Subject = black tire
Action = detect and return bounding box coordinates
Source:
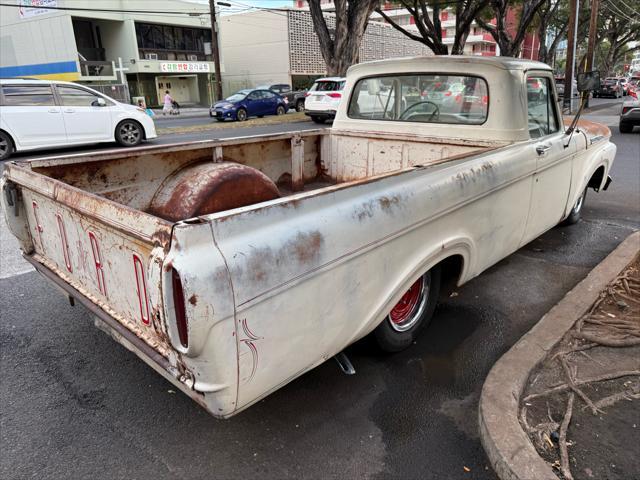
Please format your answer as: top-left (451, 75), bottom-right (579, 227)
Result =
top-left (373, 266), bottom-right (441, 353)
top-left (115, 120), bottom-right (143, 147)
top-left (0, 131), bottom-right (14, 161)
top-left (619, 122), bottom-right (633, 133)
top-left (311, 116), bottom-right (325, 124)
top-left (276, 105), bottom-right (286, 116)
top-left (295, 100), bottom-right (305, 112)
top-left (257, 115), bottom-right (265, 118)
top-left (236, 108), bottom-right (247, 122)
top-left (561, 188), bottom-right (587, 226)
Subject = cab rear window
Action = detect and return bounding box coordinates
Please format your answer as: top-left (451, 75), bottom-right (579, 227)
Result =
top-left (348, 74), bottom-right (489, 125)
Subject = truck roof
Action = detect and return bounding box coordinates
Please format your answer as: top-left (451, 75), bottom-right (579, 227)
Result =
top-left (348, 55), bottom-right (552, 75)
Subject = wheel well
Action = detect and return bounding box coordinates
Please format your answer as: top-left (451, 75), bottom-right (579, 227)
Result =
top-left (437, 254), bottom-right (464, 298)
top-left (115, 119), bottom-right (146, 140)
top-left (587, 166), bottom-right (605, 191)
top-left (0, 129), bottom-right (16, 150)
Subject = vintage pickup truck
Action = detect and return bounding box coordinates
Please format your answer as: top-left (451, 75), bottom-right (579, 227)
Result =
top-left (1, 57), bottom-right (616, 418)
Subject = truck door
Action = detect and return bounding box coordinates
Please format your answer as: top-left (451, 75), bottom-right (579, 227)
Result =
top-left (521, 73), bottom-right (575, 245)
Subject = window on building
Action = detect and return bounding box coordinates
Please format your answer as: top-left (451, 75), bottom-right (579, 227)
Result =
top-left (135, 22), bottom-right (212, 61)
top-left (1, 85), bottom-right (56, 106)
top-left (527, 76), bottom-right (559, 138)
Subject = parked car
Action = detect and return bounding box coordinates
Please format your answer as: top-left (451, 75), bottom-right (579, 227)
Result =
top-left (619, 95), bottom-right (640, 133)
top-left (527, 77), bottom-right (545, 101)
top-left (1, 57), bottom-right (615, 419)
top-left (595, 78), bottom-right (623, 98)
top-left (304, 77), bottom-right (346, 124)
top-left (0, 79), bottom-right (156, 161)
top-left (210, 88), bottom-right (288, 121)
top-left (554, 76), bottom-right (578, 97)
top-left (256, 83), bottom-right (306, 112)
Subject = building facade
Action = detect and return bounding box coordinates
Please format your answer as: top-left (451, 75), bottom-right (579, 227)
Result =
top-left (219, 9), bottom-right (432, 95)
top-left (0, 0), bottom-right (220, 106)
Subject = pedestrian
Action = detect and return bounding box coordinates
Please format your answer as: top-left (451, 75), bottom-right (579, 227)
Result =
top-left (163, 90), bottom-right (174, 115)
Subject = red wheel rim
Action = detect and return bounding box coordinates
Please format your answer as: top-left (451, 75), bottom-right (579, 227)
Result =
top-left (389, 277), bottom-right (424, 325)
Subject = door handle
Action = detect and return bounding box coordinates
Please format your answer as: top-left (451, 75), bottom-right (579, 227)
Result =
top-left (63, 109), bottom-right (75, 113)
top-left (536, 144), bottom-right (551, 155)
top-left (48, 109), bottom-right (58, 113)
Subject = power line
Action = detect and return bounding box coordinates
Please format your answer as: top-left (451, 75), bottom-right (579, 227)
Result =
top-left (0, 2), bottom-right (210, 16)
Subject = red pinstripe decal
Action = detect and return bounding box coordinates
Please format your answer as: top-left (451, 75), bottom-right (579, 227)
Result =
top-left (133, 254), bottom-right (150, 325)
top-left (55, 213), bottom-right (73, 273)
top-left (31, 201), bottom-right (44, 248)
top-left (88, 231), bottom-right (107, 297)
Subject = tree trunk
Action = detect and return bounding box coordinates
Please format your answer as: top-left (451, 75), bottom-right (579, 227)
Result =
top-left (309, 0), bottom-right (380, 77)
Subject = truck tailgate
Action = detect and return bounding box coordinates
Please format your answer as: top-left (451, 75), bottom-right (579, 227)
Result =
top-left (4, 164), bottom-right (174, 357)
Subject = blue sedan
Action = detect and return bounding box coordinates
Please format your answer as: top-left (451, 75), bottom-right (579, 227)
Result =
top-left (209, 89), bottom-right (288, 121)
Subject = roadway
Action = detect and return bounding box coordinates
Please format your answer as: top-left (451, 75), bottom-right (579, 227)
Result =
top-left (0, 97), bottom-right (638, 480)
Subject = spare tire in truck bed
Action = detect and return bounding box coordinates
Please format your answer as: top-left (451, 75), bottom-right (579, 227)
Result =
top-left (147, 162), bottom-right (281, 222)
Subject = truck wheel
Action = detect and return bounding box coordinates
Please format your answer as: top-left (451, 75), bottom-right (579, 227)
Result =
top-left (619, 122), bottom-right (633, 133)
top-left (0, 131), bottom-right (14, 161)
top-left (311, 116), bottom-right (325, 124)
top-left (236, 108), bottom-right (247, 121)
top-left (561, 188), bottom-right (587, 226)
top-left (296, 100), bottom-right (305, 112)
top-left (276, 105), bottom-right (286, 116)
top-left (373, 267), bottom-right (441, 353)
top-left (115, 120), bottom-right (143, 147)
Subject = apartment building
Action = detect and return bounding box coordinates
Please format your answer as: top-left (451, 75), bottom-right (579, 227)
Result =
top-left (0, 0), bottom-right (220, 106)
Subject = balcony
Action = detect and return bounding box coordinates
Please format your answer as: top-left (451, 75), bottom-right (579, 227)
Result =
top-left (78, 59), bottom-right (117, 81)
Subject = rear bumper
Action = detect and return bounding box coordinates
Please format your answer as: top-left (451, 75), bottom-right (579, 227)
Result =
top-left (305, 110), bottom-right (336, 119)
top-left (23, 253), bottom-right (208, 410)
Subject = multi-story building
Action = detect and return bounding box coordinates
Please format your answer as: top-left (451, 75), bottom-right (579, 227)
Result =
top-left (631, 51), bottom-right (640, 76)
top-left (219, 9), bottom-right (432, 95)
top-left (293, 0), bottom-right (539, 60)
top-left (0, 0), bottom-right (220, 106)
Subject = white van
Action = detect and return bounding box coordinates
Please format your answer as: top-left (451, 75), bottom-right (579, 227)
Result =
top-left (0, 79), bottom-right (157, 161)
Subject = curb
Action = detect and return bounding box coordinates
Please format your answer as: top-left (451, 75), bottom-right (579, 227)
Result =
top-left (478, 231), bottom-right (640, 480)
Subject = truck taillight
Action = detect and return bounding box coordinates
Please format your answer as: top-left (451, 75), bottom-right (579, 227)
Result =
top-left (622, 107), bottom-right (631, 114)
top-left (171, 268), bottom-right (189, 348)
top-left (327, 92), bottom-right (342, 98)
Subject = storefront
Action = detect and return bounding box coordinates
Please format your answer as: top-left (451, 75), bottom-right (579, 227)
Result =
top-left (127, 62), bottom-right (214, 107)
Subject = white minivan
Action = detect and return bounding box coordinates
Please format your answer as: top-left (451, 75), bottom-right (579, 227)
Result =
top-left (0, 79), bottom-right (157, 161)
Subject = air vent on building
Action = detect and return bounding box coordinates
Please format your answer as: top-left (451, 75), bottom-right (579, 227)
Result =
top-left (188, 55), bottom-right (198, 61)
top-left (145, 53), bottom-right (158, 60)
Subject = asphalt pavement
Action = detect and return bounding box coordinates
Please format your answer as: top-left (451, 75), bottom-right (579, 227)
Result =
top-left (0, 98), bottom-right (638, 480)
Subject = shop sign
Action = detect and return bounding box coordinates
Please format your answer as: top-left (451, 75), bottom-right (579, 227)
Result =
top-left (160, 63), bottom-right (210, 73)
top-left (19, 0), bottom-right (57, 18)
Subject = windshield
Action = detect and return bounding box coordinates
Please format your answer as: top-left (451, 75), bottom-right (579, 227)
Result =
top-left (225, 90), bottom-right (250, 102)
top-left (348, 74), bottom-right (489, 125)
top-left (309, 80), bottom-right (345, 92)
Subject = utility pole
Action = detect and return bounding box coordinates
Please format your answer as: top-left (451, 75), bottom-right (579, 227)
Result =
top-left (563, 0), bottom-right (580, 113)
top-left (584, 0), bottom-right (600, 108)
top-left (209, 0), bottom-right (225, 101)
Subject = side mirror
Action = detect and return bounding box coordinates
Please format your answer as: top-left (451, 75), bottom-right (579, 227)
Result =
top-left (92, 98), bottom-right (107, 107)
top-left (577, 71), bottom-right (600, 92)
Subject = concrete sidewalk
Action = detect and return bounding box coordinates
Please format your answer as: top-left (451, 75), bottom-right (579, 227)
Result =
top-left (151, 107), bottom-right (210, 120)
top-left (479, 231), bottom-right (640, 480)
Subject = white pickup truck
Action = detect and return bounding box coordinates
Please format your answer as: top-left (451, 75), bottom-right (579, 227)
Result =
top-left (1, 57), bottom-right (615, 418)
